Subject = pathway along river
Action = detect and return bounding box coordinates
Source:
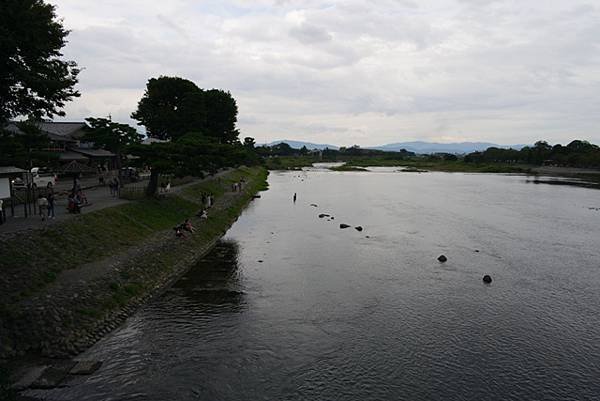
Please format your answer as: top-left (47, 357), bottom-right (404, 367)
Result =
top-left (29, 167), bottom-right (600, 401)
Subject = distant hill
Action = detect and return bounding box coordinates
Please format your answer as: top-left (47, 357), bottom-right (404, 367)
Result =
top-left (370, 141), bottom-right (527, 154)
top-left (266, 140), bottom-right (339, 150)
top-left (266, 139), bottom-right (526, 154)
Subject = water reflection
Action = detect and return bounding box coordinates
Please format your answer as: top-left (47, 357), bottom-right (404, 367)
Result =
top-left (525, 176), bottom-right (600, 189)
top-left (171, 240), bottom-right (246, 309)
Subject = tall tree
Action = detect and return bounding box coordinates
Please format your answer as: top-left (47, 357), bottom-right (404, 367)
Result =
top-left (0, 0), bottom-right (80, 122)
top-left (131, 76), bottom-right (204, 141)
top-left (83, 117), bottom-right (143, 172)
top-left (204, 89), bottom-right (239, 144)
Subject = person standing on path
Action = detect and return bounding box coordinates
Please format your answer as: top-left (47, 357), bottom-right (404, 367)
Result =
top-left (47, 191), bottom-right (55, 219)
top-left (38, 195), bottom-right (48, 221)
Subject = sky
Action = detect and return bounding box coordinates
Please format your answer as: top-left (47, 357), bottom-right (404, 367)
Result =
top-left (49, 0), bottom-right (600, 146)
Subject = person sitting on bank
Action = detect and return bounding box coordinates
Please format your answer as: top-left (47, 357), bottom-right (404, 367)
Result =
top-left (183, 218), bottom-right (195, 233)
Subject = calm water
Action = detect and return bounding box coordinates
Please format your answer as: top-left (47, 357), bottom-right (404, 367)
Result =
top-left (30, 169), bottom-right (600, 401)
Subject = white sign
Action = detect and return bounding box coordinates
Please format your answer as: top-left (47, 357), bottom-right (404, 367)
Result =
top-left (0, 178), bottom-right (10, 199)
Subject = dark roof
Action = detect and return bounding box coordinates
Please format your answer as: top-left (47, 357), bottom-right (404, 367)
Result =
top-left (71, 148), bottom-right (116, 157)
top-left (59, 152), bottom-right (89, 161)
top-left (0, 166), bottom-right (27, 175)
top-left (4, 121), bottom-right (87, 142)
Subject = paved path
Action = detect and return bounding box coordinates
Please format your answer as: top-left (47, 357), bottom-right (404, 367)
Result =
top-left (0, 169), bottom-right (232, 236)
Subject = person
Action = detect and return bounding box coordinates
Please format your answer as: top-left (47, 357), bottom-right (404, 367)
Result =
top-left (108, 179), bottom-right (115, 196)
top-left (293, 193), bottom-right (297, 203)
top-left (0, 199), bottom-right (4, 225)
top-left (38, 195), bottom-right (48, 221)
top-left (165, 181), bottom-right (171, 193)
top-left (174, 225), bottom-right (186, 239)
top-left (77, 189), bottom-right (88, 205)
top-left (113, 177), bottom-right (120, 197)
top-left (183, 218), bottom-right (195, 233)
top-left (68, 192), bottom-right (81, 214)
top-left (99, 175), bottom-right (105, 186)
top-left (47, 191), bottom-right (55, 219)
top-left (200, 209), bottom-right (208, 220)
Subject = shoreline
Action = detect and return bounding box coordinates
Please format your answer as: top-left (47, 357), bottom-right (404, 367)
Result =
top-left (1, 167), bottom-right (268, 394)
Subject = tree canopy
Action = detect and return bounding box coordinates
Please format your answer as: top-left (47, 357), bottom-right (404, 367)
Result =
top-left (0, 0), bottom-right (80, 123)
top-left (83, 117), bottom-right (143, 154)
top-left (131, 76), bottom-right (239, 144)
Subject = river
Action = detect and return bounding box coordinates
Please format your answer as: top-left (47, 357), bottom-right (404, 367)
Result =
top-left (29, 167), bottom-right (600, 400)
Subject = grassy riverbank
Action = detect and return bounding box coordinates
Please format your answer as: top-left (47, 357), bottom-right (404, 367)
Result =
top-left (0, 167), bottom-right (268, 364)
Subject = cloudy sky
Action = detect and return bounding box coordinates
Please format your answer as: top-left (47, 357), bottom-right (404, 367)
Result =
top-left (50, 0), bottom-right (600, 146)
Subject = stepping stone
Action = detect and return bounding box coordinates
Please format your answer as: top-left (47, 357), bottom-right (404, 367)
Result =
top-left (70, 360), bottom-right (103, 375)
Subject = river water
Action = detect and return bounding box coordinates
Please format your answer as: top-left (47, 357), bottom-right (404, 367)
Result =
top-left (30, 168), bottom-right (600, 401)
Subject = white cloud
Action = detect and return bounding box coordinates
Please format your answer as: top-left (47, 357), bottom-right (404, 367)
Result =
top-left (50, 0), bottom-right (600, 146)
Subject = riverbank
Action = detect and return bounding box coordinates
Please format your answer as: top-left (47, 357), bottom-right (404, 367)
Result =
top-left (0, 167), bottom-right (268, 381)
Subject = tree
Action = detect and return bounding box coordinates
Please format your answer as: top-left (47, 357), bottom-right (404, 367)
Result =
top-left (131, 76), bottom-right (203, 140)
top-left (243, 137), bottom-right (256, 148)
top-left (0, 0), bottom-right (80, 122)
top-left (204, 89), bottom-right (239, 144)
top-left (0, 121), bottom-right (49, 168)
top-left (83, 117), bottom-right (143, 172)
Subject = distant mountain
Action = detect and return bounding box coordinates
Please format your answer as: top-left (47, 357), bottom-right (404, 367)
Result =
top-left (266, 140), bottom-right (339, 150)
top-left (370, 141), bottom-right (527, 154)
top-left (266, 139), bottom-right (527, 154)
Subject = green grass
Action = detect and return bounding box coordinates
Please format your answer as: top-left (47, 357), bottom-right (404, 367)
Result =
top-left (344, 157), bottom-right (535, 173)
top-left (0, 167), bottom-right (267, 307)
top-left (329, 165), bottom-right (368, 171)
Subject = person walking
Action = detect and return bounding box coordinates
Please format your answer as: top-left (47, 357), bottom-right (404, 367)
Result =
top-left (113, 177), bottom-right (120, 197)
top-left (47, 191), bottom-right (55, 219)
top-left (38, 195), bottom-right (48, 221)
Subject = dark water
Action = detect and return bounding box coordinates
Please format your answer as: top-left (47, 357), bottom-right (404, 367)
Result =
top-left (30, 169), bottom-right (600, 401)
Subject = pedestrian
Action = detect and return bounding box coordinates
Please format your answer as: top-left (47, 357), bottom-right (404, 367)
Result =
top-left (108, 179), bottom-right (115, 196)
top-left (0, 199), bottom-right (4, 225)
top-left (113, 178), bottom-right (120, 197)
top-left (47, 191), bottom-right (55, 219)
top-left (293, 193), bottom-right (297, 203)
top-left (38, 195), bottom-right (48, 221)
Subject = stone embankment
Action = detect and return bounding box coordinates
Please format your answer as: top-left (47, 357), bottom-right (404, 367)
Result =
top-left (0, 167), bottom-right (268, 361)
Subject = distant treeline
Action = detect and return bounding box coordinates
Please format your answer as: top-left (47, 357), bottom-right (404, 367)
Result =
top-left (256, 143), bottom-right (415, 159)
top-left (465, 140), bottom-right (600, 168)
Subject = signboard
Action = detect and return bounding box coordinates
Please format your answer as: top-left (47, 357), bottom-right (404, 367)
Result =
top-left (0, 178), bottom-right (10, 199)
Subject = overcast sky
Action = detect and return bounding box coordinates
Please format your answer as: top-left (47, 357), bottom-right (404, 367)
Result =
top-left (50, 0), bottom-right (599, 146)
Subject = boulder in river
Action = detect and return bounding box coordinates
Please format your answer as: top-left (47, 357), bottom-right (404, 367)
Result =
top-left (355, 226), bottom-right (363, 232)
top-left (319, 214), bottom-right (330, 218)
top-left (310, 204), bottom-right (318, 207)
top-left (437, 255), bottom-right (448, 263)
top-left (483, 275), bottom-right (492, 284)
top-left (340, 224), bottom-right (351, 229)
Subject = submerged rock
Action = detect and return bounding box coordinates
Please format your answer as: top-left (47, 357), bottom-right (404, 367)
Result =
top-left (437, 255), bottom-right (447, 263)
top-left (318, 214), bottom-right (330, 218)
top-left (483, 275), bottom-right (492, 284)
top-left (355, 226), bottom-right (363, 232)
top-left (310, 204), bottom-right (318, 207)
top-left (339, 224), bottom-right (351, 229)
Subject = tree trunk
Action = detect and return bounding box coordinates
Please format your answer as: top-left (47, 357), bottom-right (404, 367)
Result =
top-left (146, 169), bottom-right (159, 197)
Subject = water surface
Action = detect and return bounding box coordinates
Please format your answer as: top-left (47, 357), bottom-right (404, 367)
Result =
top-left (30, 170), bottom-right (600, 401)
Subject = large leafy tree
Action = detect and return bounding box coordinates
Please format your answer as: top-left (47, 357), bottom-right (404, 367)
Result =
top-left (0, 121), bottom-right (49, 168)
top-left (83, 117), bottom-right (143, 172)
top-left (0, 0), bottom-right (80, 122)
top-left (131, 76), bottom-right (205, 141)
top-left (204, 89), bottom-right (239, 144)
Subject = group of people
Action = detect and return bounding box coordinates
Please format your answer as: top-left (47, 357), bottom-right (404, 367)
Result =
top-left (174, 193), bottom-right (213, 239)
top-left (231, 178), bottom-right (246, 193)
top-left (37, 191), bottom-right (56, 221)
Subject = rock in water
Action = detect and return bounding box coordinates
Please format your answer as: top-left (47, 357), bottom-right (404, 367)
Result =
top-left (483, 275), bottom-right (492, 284)
top-left (339, 224), bottom-right (351, 229)
top-left (310, 204), bottom-right (318, 207)
top-left (318, 214), bottom-right (330, 218)
top-left (437, 255), bottom-right (447, 262)
top-left (355, 226), bottom-right (363, 232)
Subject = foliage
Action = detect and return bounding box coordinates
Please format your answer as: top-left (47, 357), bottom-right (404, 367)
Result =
top-left (0, 0), bottom-right (79, 122)
top-left (0, 121), bottom-right (50, 168)
top-left (131, 77), bottom-right (239, 144)
top-left (84, 117), bottom-right (143, 154)
top-left (465, 140), bottom-right (600, 168)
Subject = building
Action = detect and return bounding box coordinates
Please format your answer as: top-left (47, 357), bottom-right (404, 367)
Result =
top-left (3, 121), bottom-right (117, 172)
